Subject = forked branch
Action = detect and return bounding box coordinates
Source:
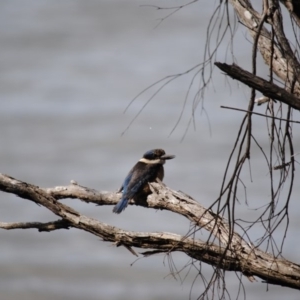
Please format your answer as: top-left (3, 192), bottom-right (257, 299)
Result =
top-left (0, 173), bottom-right (300, 289)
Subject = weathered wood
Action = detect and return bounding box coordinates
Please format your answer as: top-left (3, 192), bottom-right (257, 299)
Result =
top-left (215, 62), bottom-right (300, 110)
top-left (0, 173), bottom-right (300, 289)
top-left (229, 0), bottom-right (300, 97)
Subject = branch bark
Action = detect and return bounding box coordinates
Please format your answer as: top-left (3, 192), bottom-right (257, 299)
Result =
top-left (0, 173), bottom-right (300, 289)
top-left (215, 62), bottom-right (300, 110)
top-left (229, 0), bottom-right (300, 96)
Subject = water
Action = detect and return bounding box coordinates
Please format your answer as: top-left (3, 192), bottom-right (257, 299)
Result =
top-left (1, 1), bottom-right (300, 299)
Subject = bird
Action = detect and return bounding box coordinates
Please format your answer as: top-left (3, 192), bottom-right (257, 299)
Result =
top-left (112, 149), bottom-right (175, 214)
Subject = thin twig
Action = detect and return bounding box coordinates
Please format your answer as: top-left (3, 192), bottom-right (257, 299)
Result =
top-left (220, 105), bottom-right (300, 124)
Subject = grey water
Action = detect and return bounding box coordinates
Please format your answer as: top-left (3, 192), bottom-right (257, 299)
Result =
top-left (1, 1), bottom-right (300, 299)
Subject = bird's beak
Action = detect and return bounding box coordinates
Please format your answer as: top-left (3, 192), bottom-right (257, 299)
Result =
top-left (161, 154), bottom-right (175, 160)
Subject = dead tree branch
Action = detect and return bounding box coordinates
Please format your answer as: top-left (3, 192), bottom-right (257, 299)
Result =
top-left (229, 0), bottom-right (300, 97)
top-left (0, 173), bottom-right (300, 289)
top-left (0, 219), bottom-right (72, 232)
top-left (215, 62), bottom-right (300, 110)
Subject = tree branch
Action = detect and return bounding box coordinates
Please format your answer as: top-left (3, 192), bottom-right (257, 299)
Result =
top-left (0, 173), bottom-right (300, 289)
top-left (0, 219), bottom-right (72, 232)
top-left (215, 62), bottom-right (300, 110)
top-left (229, 0), bottom-right (300, 96)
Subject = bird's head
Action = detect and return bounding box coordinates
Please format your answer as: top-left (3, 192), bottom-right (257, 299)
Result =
top-left (139, 149), bottom-right (175, 165)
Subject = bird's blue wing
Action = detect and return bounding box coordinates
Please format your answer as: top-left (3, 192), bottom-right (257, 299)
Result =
top-left (121, 172), bottom-right (132, 195)
top-left (124, 165), bottom-right (158, 199)
top-left (112, 172), bottom-right (133, 214)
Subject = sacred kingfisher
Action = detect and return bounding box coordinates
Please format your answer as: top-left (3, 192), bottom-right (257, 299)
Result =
top-left (113, 149), bottom-right (175, 214)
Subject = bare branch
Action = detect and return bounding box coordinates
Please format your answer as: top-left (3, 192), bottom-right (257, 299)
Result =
top-left (220, 105), bottom-right (300, 124)
top-left (0, 219), bottom-right (71, 232)
top-left (1, 173), bottom-right (300, 289)
top-left (229, 0), bottom-right (300, 96)
top-left (215, 62), bottom-right (300, 110)
top-left (44, 180), bottom-right (120, 204)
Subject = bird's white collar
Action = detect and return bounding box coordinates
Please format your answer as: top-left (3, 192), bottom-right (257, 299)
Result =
top-left (139, 158), bottom-right (162, 164)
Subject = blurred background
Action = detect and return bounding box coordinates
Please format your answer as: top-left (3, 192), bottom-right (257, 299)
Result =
top-left (0, 1), bottom-right (299, 299)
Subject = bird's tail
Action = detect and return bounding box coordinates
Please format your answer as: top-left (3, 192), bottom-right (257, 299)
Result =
top-left (112, 198), bottom-right (129, 214)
